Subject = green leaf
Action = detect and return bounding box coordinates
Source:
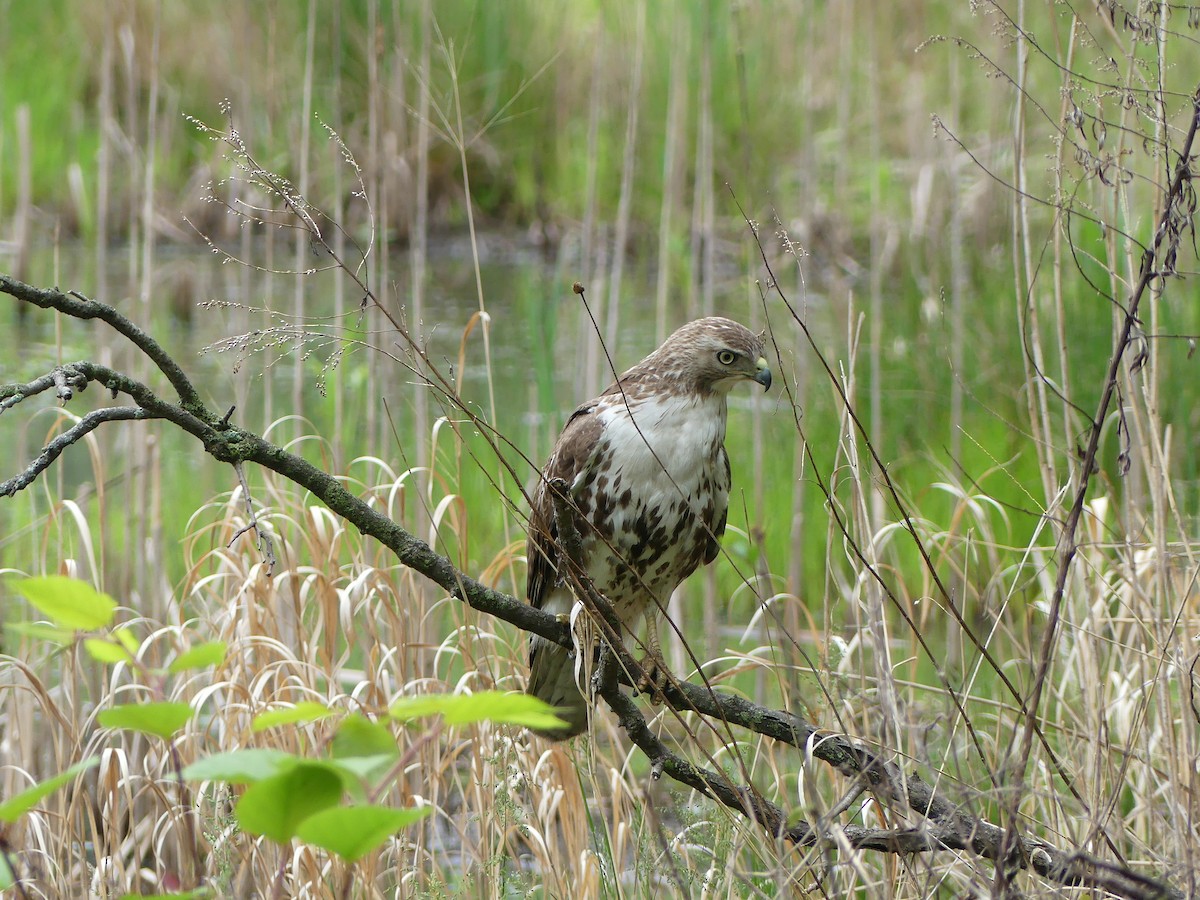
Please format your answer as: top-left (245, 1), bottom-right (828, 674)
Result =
top-left (4, 621), bottom-right (76, 644)
top-left (183, 749), bottom-right (298, 784)
top-left (84, 637), bottom-right (133, 664)
top-left (0, 853), bottom-right (11, 890)
top-left (235, 763), bottom-right (342, 843)
top-left (296, 804), bottom-right (430, 862)
top-left (119, 890), bottom-right (214, 900)
top-left (168, 641), bottom-right (227, 673)
top-left (252, 701), bottom-right (335, 732)
top-left (114, 627), bottom-right (141, 654)
top-left (328, 754), bottom-right (399, 793)
top-left (13, 576), bottom-right (117, 629)
top-left (326, 716), bottom-right (398, 791)
top-left (98, 702), bottom-right (193, 740)
top-left (0, 757), bottom-right (100, 822)
top-left (389, 691), bottom-right (567, 730)
top-left (331, 714), bottom-right (397, 760)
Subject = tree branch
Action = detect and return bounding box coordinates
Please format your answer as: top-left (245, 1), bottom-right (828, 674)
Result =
top-left (0, 405), bottom-right (149, 497)
top-left (0, 277), bottom-right (207, 413)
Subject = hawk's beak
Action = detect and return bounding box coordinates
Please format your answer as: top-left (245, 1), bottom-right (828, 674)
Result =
top-left (753, 357), bottom-right (772, 390)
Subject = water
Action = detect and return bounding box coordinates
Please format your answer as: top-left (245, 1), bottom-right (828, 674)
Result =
top-left (0, 233), bottom-right (792, 602)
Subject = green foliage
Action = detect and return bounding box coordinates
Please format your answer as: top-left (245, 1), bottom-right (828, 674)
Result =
top-left (4, 621), bottom-right (77, 644)
top-left (235, 763), bottom-right (344, 844)
top-left (388, 689), bottom-right (567, 730)
top-left (183, 749), bottom-right (297, 784)
top-left (0, 0), bottom-right (96, 222)
top-left (183, 694), bottom-right (559, 866)
top-left (83, 634), bottom-right (134, 664)
top-left (251, 701), bottom-right (337, 731)
top-left (331, 713), bottom-right (397, 758)
top-left (98, 701), bottom-right (195, 740)
top-left (13, 576), bottom-right (116, 629)
top-left (0, 757), bottom-right (101, 891)
top-left (4, 0), bottom-right (1199, 892)
top-left (6, 575), bottom-right (566, 888)
top-left (168, 641), bottom-right (228, 673)
top-left (0, 757), bottom-right (100, 823)
top-left (296, 805), bottom-right (432, 863)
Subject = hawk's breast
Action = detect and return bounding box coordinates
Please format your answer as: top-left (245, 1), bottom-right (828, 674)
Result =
top-left (570, 393), bottom-right (730, 619)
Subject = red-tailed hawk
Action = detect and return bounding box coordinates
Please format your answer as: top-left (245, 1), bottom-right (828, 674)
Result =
top-left (526, 317), bottom-right (772, 738)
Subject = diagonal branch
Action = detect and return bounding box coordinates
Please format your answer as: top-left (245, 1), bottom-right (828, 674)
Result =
top-left (602, 644), bottom-right (1182, 900)
top-left (1000, 86), bottom-right (1200, 868)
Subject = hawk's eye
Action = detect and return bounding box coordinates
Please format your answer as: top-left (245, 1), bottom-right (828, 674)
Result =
top-left (717, 350), bottom-right (737, 366)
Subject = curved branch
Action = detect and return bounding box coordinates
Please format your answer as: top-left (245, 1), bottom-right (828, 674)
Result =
top-left (0, 365), bottom-right (93, 412)
top-left (604, 650), bottom-right (1182, 900)
top-left (0, 276), bottom-right (209, 414)
top-left (0, 273), bottom-right (1182, 900)
top-left (0, 405), bottom-right (148, 497)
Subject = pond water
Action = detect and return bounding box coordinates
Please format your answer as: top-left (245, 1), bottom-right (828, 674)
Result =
top-left (0, 231), bottom-right (802, 604)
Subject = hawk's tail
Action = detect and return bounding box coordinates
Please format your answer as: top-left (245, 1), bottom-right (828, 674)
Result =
top-left (526, 634), bottom-right (588, 740)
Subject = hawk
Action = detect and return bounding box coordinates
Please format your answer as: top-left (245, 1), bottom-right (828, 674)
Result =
top-left (525, 317), bottom-right (771, 738)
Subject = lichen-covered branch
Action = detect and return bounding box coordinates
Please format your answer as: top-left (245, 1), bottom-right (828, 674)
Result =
top-left (0, 276), bottom-right (206, 413)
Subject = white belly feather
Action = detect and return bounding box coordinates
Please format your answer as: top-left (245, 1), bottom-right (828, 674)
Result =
top-left (568, 393), bottom-right (730, 624)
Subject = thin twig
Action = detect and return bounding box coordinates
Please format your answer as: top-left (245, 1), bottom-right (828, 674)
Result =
top-left (1000, 84), bottom-right (1200, 869)
top-left (229, 461), bottom-right (277, 575)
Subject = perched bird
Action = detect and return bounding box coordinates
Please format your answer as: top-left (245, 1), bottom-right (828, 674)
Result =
top-left (525, 317), bottom-right (771, 739)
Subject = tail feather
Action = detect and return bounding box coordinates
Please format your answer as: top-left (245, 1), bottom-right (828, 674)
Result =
top-left (526, 635), bottom-right (588, 740)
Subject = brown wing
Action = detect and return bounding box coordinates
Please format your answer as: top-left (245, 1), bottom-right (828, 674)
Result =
top-left (526, 403), bottom-right (603, 609)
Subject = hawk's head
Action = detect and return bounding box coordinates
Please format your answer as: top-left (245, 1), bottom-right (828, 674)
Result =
top-left (648, 317), bottom-right (772, 395)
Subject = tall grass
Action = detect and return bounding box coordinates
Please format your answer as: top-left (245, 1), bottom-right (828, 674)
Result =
top-left (2, 1), bottom-right (1200, 898)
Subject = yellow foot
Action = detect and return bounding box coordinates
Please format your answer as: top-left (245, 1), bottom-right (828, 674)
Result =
top-left (636, 615), bottom-right (672, 703)
top-left (635, 654), bottom-right (671, 705)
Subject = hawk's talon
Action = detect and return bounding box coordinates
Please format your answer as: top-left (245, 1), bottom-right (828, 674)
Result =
top-left (635, 616), bottom-right (672, 704)
top-left (635, 654), bottom-right (671, 705)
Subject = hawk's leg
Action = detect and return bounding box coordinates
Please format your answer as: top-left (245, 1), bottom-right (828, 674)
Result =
top-left (635, 614), bottom-right (671, 704)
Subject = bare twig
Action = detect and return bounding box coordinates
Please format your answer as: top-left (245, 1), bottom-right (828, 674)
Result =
top-left (1001, 87), bottom-right (1200, 867)
top-left (0, 365), bottom-right (88, 412)
top-left (229, 460), bottom-right (277, 575)
top-left (2, 279), bottom-right (205, 411)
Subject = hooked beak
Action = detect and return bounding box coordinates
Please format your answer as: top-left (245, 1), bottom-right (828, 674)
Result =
top-left (753, 357), bottom-right (772, 390)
